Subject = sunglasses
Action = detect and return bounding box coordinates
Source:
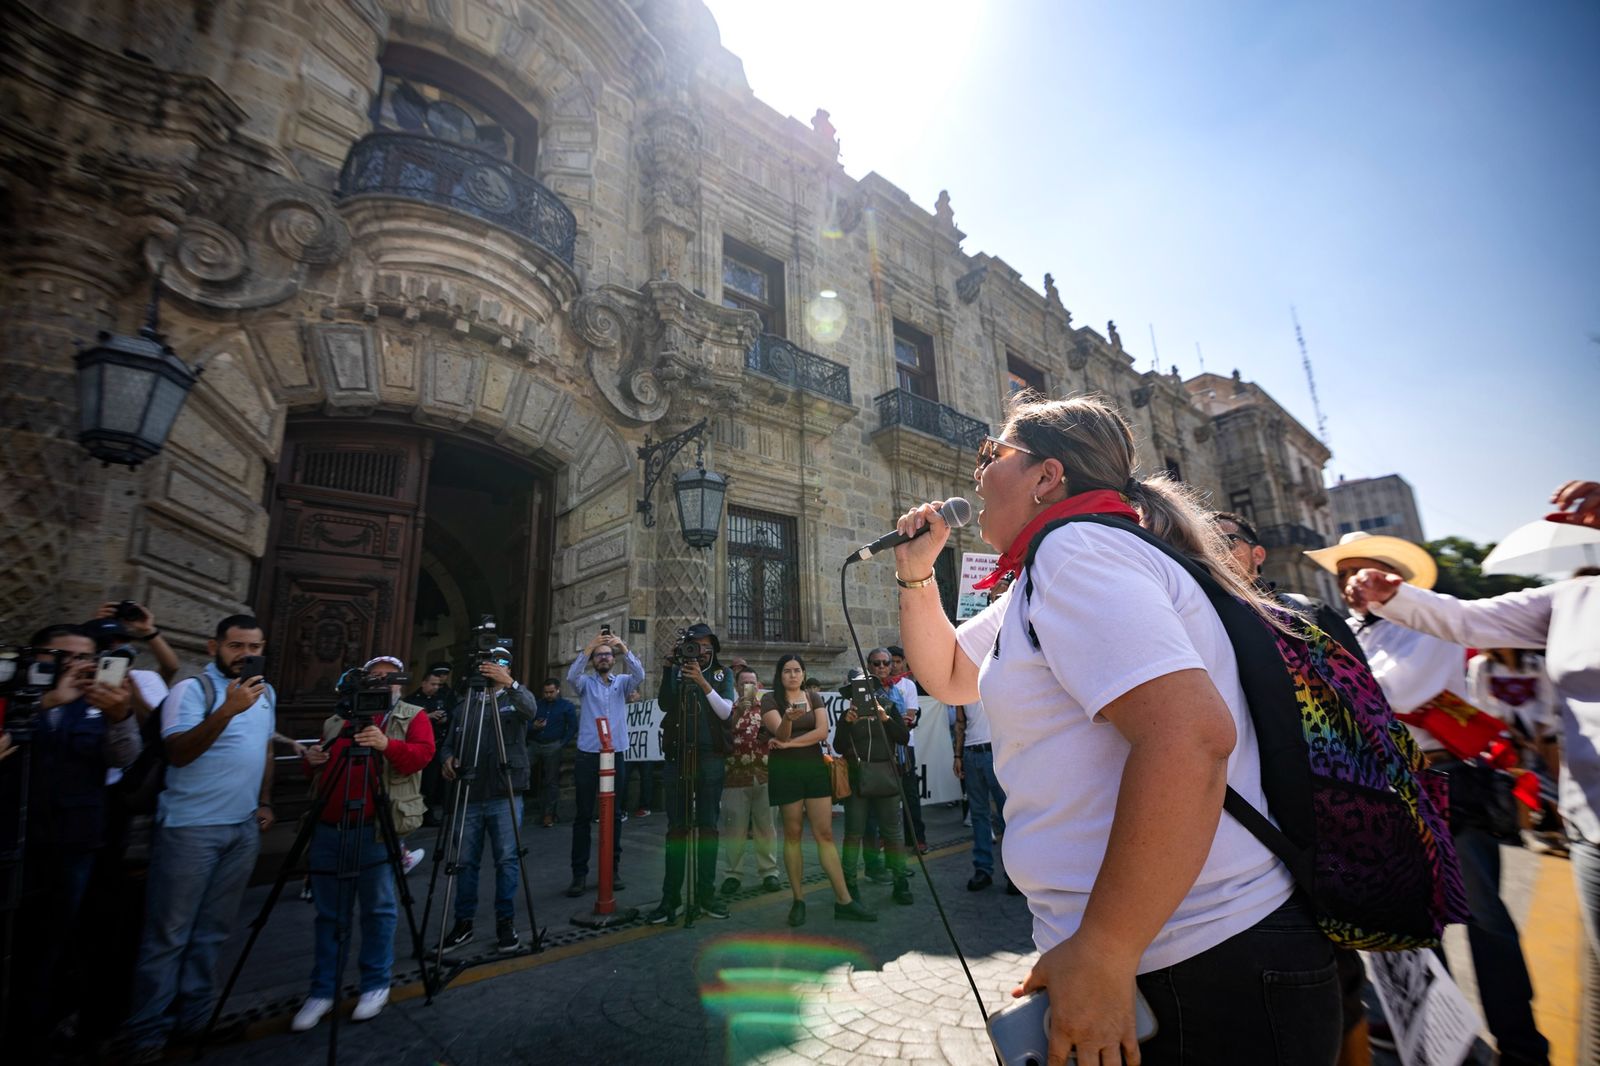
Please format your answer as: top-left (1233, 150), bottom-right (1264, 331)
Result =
top-left (976, 435), bottom-right (1038, 473)
top-left (1222, 532), bottom-right (1258, 548)
top-left (868, 659), bottom-right (891, 667)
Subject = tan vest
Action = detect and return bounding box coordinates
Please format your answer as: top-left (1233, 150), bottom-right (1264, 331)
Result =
top-left (317, 699), bottom-right (429, 835)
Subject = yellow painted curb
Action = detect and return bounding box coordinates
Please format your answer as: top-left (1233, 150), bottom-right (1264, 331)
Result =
top-left (1524, 850), bottom-right (1581, 1066)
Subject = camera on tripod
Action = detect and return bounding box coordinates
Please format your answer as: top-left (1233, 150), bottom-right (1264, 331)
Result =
top-left (334, 666), bottom-right (407, 727)
top-left (0, 645), bottom-right (61, 742)
top-left (465, 616), bottom-right (512, 688)
top-left (844, 673), bottom-right (888, 718)
top-left (667, 628), bottom-right (704, 666)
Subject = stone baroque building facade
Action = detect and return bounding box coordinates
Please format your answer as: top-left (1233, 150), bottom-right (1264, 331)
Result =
top-left (3, 0), bottom-right (1308, 746)
top-left (1185, 371), bottom-right (1336, 601)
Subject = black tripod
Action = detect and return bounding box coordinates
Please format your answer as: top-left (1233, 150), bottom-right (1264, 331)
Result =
top-left (667, 661), bottom-right (705, 929)
top-left (198, 718), bottom-right (431, 1065)
top-left (418, 679), bottom-right (543, 990)
top-left (0, 726), bottom-right (33, 1043)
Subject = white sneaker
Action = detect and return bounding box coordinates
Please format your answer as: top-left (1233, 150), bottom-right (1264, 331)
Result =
top-left (351, 988), bottom-right (389, 1022)
top-left (402, 848), bottom-right (425, 875)
top-left (291, 997), bottom-right (333, 1032)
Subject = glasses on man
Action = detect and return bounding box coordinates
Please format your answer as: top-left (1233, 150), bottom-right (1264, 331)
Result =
top-left (976, 435), bottom-right (1038, 473)
top-left (867, 658), bottom-right (891, 668)
top-left (1221, 532), bottom-right (1257, 548)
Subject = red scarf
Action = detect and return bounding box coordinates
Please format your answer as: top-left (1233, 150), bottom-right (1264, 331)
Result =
top-left (973, 489), bottom-right (1139, 590)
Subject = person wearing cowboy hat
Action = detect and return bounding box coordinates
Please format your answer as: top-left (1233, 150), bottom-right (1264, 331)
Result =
top-left (1309, 531), bottom-right (1551, 1066)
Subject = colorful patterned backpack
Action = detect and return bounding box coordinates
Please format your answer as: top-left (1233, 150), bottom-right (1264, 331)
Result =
top-left (1021, 515), bottom-right (1468, 950)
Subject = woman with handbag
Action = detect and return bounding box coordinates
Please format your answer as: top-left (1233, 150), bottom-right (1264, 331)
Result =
top-left (762, 654), bottom-right (875, 927)
top-left (835, 660), bottom-right (914, 907)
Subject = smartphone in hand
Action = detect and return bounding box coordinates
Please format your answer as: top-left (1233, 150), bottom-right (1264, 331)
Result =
top-left (235, 655), bottom-right (267, 683)
top-left (95, 655), bottom-right (131, 688)
top-left (987, 988), bottom-right (1158, 1066)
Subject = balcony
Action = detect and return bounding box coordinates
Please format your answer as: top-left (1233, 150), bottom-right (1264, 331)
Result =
top-left (874, 388), bottom-right (989, 451)
top-left (338, 132), bottom-right (576, 265)
top-left (1258, 523), bottom-right (1327, 551)
top-left (745, 333), bottom-right (852, 405)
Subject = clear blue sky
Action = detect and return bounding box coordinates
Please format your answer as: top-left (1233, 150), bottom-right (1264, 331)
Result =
top-left (703, 0), bottom-right (1599, 544)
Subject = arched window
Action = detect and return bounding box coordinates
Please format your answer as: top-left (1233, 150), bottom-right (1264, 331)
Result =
top-left (370, 44), bottom-right (539, 171)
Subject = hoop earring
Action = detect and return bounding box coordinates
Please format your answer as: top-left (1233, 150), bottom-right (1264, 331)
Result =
top-left (1032, 494), bottom-right (1042, 505)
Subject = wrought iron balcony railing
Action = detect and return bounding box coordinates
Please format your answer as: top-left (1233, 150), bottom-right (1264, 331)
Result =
top-left (874, 388), bottom-right (989, 451)
top-left (338, 132), bottom-right (577, 265)
top-left (745, 333), bottom-right (852, 404)
top-left (1258, 523), bottom-right (1327, 550)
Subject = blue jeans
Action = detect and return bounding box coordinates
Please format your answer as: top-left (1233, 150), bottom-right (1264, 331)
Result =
top-left (125, 820), bottom-right (260, 1048)
top-left (308, 822), bottom-right (397, 998)
top-left (1455, 826), bottom-right (1549, 1064)
top-left (1570, 837), bottom-right (1600, 1064)
top-left (963, 746), bottom-right (1007, 875)
top-left (455, 796), bottom-right (522, 923)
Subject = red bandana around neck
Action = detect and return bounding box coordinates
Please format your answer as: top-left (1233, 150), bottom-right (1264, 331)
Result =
top-left (972, 489), bottom-right (1139, 591)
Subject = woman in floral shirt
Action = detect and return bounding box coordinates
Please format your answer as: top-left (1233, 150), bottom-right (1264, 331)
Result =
top-left (718, 668), bottom-right (782, 895)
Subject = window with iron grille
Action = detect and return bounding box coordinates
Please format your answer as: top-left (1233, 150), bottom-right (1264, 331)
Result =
top-left (727, 507), bottom-right (801, 642)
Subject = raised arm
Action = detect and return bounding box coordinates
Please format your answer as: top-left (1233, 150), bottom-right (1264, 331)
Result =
top-left (891, 502), bottom-right (981, 704)
top-left (1365, 580), bottom-right (1558, 652)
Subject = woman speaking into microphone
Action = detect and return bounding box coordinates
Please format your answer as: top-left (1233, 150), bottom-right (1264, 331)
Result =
top-left (892, 396), bottom-right (1338, 1066)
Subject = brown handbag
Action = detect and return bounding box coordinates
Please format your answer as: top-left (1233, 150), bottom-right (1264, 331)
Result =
top-left (824, 744), bottom-right (851, 801)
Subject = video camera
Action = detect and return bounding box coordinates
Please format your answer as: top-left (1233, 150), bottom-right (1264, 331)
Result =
top-left (0, 645), bottom-right (61, 743)
top-left (334, 666), bottom-right (408, 726)
top-left (465, 616), bottom-right (512, 688)
top-left (667, 627), bottom-right (704, 667)
top-left (844, 672), bottom-right (890, 719)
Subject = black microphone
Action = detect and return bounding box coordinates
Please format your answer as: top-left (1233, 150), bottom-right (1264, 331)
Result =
top-left (847, 497), bottom-right (972, 564)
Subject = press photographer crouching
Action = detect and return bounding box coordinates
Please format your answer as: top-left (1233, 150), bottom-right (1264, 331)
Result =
top-left (1, 625), bottom-right (139, 1055)
top-left (647, 623), bottom-right (735, 925)
top-left (292, 656), bottom-right (435, 1031)
top-left (836, 669), bottom-right (914, 907)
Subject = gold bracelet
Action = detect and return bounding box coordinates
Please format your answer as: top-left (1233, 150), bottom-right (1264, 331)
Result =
top-left (895, 571), bottom-right (936, 589)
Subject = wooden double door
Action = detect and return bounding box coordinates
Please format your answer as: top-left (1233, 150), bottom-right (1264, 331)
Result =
top-left (256, 420), bottom-right (550, 751)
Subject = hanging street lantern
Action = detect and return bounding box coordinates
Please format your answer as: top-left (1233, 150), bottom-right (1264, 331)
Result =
top-left (74, 273), bottom-right (202, 468)
top-left (672, 459), bottom-right (728, 549)
top-left (637, 418), bottom-right (729, 547)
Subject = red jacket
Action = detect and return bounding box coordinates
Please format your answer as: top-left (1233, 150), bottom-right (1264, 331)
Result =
top-left (306, 710), bottom-right (435, 825)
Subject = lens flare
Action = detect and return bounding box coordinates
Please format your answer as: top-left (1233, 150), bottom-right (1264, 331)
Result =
top-left (698, 933), bottom-right (875, 1055)
top-left (805, 289), bottom-right (847, 344)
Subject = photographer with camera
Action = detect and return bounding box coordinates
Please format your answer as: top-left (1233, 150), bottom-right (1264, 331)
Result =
top-left (564, 630), bottom-right (644, 897)
top-left (837, 665), bottom-right (914, 908)
top-left (646, 623), bottom-right (736, 925)
top-left (1, 624), bottom-right (139, 1055)
top-left (122, 615), bottom-right (275, 1062)
top-left (438, 648), bottom-right (538, 953)
top-left (290, 656), bottom-right (434, 1031)
top-left (93, 600), bottom-right (181, 688)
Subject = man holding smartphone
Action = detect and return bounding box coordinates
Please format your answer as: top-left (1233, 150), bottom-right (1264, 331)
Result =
top-left (2, 624), bottom-right (138, 1056)
top-left (124, 615), bottom-right (277, 1064)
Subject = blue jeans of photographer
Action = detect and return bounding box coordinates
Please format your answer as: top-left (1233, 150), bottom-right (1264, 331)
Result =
top-left (308, 822), bottom-right (396, 998)
top-left (454, 796), bottom-right (522, 923)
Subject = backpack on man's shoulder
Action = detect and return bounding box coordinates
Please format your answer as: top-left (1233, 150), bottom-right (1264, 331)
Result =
top-left (1019, 513), bottom-right (1469, 951)
top-left (113, 673), bottom-right (217, 815)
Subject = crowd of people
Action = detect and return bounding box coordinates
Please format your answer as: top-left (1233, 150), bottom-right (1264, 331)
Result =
top-left (2, 392), bottom-right (1595, 1065)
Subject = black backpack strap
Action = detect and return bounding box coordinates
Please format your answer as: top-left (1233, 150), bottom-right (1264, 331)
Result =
top-left (1020, 512), bottom-right (1317, 892)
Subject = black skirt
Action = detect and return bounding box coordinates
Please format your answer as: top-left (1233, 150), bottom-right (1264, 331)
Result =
top-left (767, 747), bottom-right (831, 805)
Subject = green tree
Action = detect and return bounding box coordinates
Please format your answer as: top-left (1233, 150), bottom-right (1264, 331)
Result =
top-left (1426, 536), bottom-right (1545, 600)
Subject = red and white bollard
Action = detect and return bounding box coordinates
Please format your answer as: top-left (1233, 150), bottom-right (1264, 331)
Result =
top-left (572, 716), bottom-right (637, 928)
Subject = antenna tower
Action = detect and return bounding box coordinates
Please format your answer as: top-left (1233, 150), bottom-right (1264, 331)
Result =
top-left (1291, 305), bottom-right (1328, 445)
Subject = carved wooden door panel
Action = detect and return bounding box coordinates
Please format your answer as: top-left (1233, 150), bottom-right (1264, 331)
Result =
top-left (257, 423), bottom-right (432, 742)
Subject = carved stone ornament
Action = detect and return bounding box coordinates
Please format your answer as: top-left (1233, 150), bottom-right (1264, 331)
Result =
top-left (1131, 384), bottom-right (1154, 409)
top-left (1193, 424), bottom-right (1214, 444)
top-left (150, 180), bottom-right (349, 310)
top-left (1067, 336), bottom-right (1090, 371)
top-left (955, 264), bottom-right (987, 304)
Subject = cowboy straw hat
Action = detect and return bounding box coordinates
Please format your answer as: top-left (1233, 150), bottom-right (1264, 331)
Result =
top-left (1305, 531), bottom-right (1439, 590)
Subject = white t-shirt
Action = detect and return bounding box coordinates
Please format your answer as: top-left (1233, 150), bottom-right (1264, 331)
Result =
top-left (954, 523), bottom-right (1293, 972)
top-left (894, 677), bottom-right (920, 747)
top-left (961, 698), bottom-right (993, 747)
top-left (1351, 616), bottom-right (1467, 753)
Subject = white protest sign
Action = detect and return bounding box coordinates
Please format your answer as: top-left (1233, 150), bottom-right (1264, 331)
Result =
top-left (614, 692), bottom-right (962, 804)
top-left (957, 551), bottom-right (1001, 620)
top-left (1365, 948), bottom-right (1479, 1066)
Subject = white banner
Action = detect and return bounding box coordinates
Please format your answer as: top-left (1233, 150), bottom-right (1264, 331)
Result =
top-left (957, 551), bottom-right (1002, 620)
top-left (1365, 949), bottom-right (1479, 1066)
top-left (616, 693), bottom-right (963, 805)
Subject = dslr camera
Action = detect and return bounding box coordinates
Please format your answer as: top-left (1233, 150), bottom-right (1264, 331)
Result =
top-left (0, 645), bottom-right (59, 743)
top-left (465, 616), bottom-right (512, 687)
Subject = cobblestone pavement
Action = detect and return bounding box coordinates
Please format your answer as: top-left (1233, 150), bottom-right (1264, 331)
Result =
top-left (176, 800), bottom-right (1573, 1065)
